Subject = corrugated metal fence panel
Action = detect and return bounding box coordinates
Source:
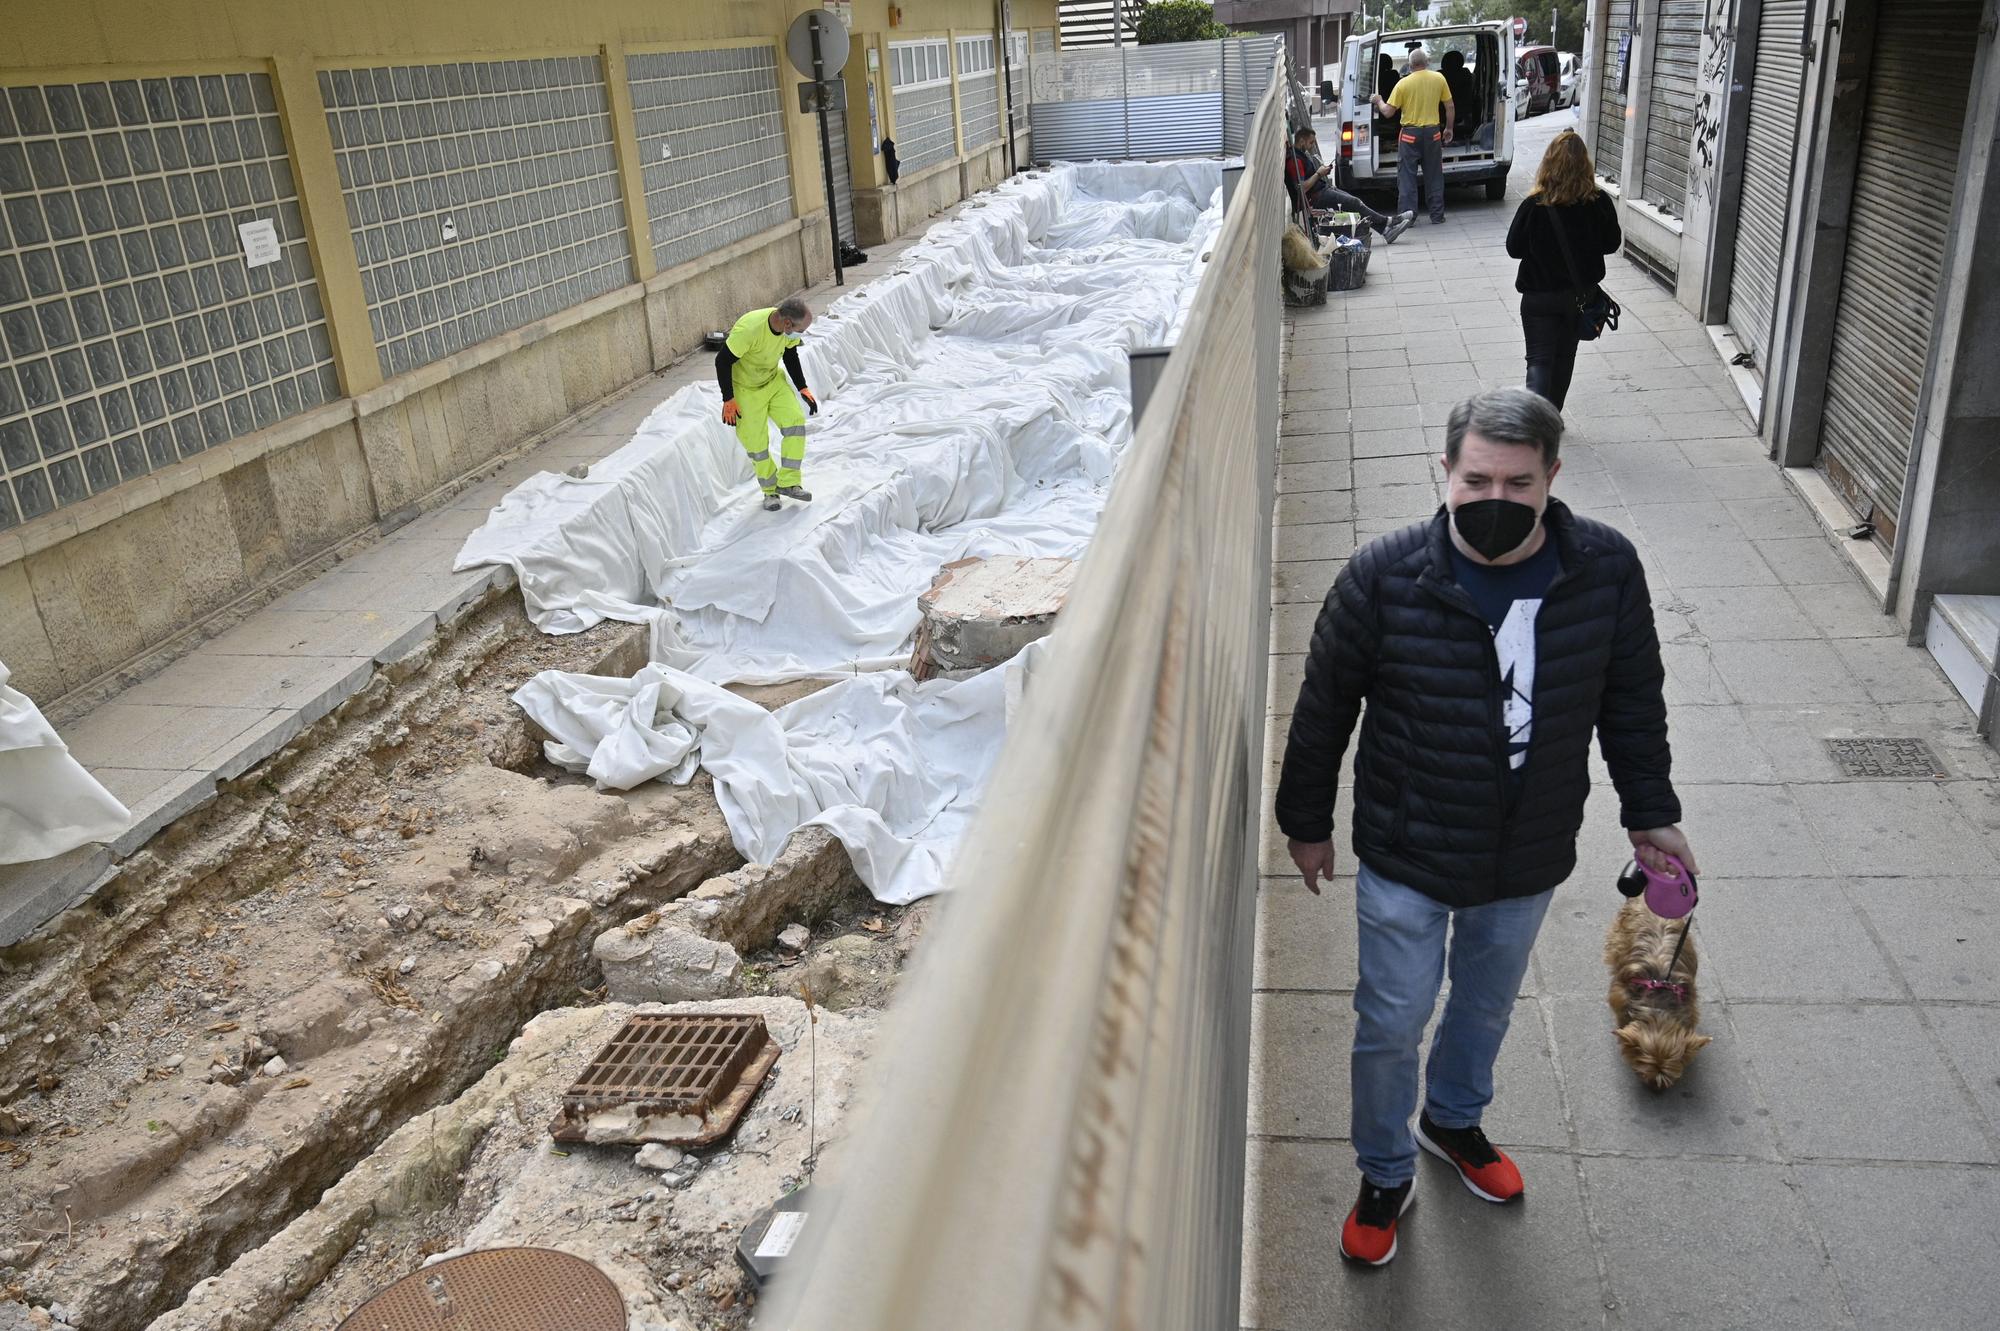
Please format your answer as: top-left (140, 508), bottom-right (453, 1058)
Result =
top-left (892, 81), bottom-right (957, 173)
top-left (1596, 0), bottom-right (1634, 180)
top-left (1815, 0), bottom-right (1979, 533)
top-left (963, 72), bottom-right (1002, 147)
top-left (1029, 37), bottom-right (1278, 162)
top-left (1723, 0), bottom-right (1809, 378)
top-left (1640, 0), bottom-right (1704, 215)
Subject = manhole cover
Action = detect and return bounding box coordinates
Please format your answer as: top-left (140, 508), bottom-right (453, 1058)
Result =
top-left (336, 1247), bottom-right (625, 1331)
top-left (549, 1012), bottom-right (779, 1147)
top-left (1824, 737), bottom-right (1949, 779)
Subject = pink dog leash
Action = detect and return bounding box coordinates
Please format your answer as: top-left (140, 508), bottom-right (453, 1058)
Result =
top-left (1617, 852), bottom-right (1698, 1001)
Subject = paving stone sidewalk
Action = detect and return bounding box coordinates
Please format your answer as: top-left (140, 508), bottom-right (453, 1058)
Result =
top-left (1245, 112), bottom-right (2000, 1331)
top-left (0, 224), bottom-right (937, 945)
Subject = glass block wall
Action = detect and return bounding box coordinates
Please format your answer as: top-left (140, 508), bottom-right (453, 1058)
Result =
top-left (958, 37), bottom-right (1001, 148)
top-left (321, 57), bottom-right (631, 380)
top-left (889, 40), bottom-right (959, 174)
top-left (626, 45), bottom-right (794, 272)
top-left (0, 74), bottom-right (334, 529)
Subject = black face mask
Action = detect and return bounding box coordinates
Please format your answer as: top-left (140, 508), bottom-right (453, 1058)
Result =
top-left (1452, 498), bottom-right (1541, 561)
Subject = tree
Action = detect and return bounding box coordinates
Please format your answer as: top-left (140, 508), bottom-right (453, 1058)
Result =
top-left (1359, 0), bottom-right (1587, 48)
top-left (1135, 1), bottom-right (1236, 44)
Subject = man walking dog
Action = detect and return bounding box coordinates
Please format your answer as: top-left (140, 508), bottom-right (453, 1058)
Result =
top-left (1274, 388), bottom-right (1698, 1266)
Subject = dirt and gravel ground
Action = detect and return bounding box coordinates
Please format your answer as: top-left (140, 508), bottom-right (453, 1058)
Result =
top-left (0, 593), bottom-right (927, 1331)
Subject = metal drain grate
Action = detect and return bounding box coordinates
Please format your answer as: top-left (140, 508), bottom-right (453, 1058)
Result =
top-left (336, 1247), bottom-right (626, 1331)
top-left (1824, 737), bottom-right (1949, 779)
top-left (549, 1013), bottom-right (779, 1146)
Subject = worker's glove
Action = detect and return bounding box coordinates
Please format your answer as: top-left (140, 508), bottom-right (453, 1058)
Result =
top-left (800, 388), bottom-right (818, 416)
top-left (721, 399), bottom-right (740, 426)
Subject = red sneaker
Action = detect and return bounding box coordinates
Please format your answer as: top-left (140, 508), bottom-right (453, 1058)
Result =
top-left (1416, 1113), bottom-right (1524, 1203)
top-left (1338, 1177), bottom-right (1415, 1266)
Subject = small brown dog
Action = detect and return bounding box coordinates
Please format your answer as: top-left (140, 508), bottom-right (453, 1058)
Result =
top-left (1604, 897), bottom-right (1711, 1090)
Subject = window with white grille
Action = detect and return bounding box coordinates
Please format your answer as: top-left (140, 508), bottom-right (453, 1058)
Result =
top-left (323, 56), bottom-right (632, 381)
top-left (0, 72), bottom-right (335, 527)
top-left (890, 39), bottom-right (952, 91)
top-left (626, 45), bottom-right (793, 273)
top-left (956, 36), bottom-right (997, 78)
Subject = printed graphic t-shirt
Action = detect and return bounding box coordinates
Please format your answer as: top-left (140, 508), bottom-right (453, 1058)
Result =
top-left (725, 307), bottom-right (801, 390)
top-left (1450, 536), bottom-right (1560, 789)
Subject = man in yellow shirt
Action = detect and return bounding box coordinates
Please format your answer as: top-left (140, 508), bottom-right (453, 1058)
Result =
top-left (716, 297), bottom-right (820, 512)
top-left (1371, 47), bottom-right (1455, 226)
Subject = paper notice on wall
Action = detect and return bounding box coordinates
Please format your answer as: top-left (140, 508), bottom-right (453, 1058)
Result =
top-left (821, 0), bottom-right (852, 29)
top-left (238, 219), bottom-right (281, 268)
top-left (755, 1210), bottom-right (808, 1258)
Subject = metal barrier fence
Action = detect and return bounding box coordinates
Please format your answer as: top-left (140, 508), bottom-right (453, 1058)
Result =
top-left (767, 49), bottom-right (1286, 1331)
top-left (1029, 35), bottom-right (1282, 161)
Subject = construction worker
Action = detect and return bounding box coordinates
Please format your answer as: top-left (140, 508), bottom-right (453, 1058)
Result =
top-left (716, 296), bottom-right (820, 511)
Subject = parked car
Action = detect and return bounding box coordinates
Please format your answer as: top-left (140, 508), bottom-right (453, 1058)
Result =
top-left (1333, 22), bottom-right (1517, 202)
top-left (1516, 44), bottom-right (1560, 117)
top-left (1556, 51), bottom-right (1581, 109)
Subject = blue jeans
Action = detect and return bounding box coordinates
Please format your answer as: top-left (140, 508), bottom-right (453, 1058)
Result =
top-left (1351, 861), bottom-right (1553, 1188)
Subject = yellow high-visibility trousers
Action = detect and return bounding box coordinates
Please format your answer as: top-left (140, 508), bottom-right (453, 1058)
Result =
top-left (733, 374), bottom-right (808, 494)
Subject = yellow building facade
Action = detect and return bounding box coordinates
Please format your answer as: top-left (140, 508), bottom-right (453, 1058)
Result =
top-left (0, 0), bottom-right (1057, 704)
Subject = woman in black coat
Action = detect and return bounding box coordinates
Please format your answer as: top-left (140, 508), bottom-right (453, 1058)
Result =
top-left (1504, 130), bottom-right (1621, 409)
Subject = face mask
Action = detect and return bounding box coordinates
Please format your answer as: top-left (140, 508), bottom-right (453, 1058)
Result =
top-left (1452, 498), bottom-right (1541, 560)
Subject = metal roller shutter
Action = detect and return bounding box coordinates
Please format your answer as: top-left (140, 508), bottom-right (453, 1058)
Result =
top-left (1723, 0), bottom-right (1810, 382)
top-left (1595, 0), bottom-right (1635, 181)
top-left (826, 109), bottom-right (856, 247)
top-left (1815, 0), bottom-right (1979, 540)
top-left (1640, 0), bottom-right (1705, 215)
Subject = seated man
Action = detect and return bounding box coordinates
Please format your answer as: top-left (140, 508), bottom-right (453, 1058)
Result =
top-left (1441, 49), bottom-right (1479, 140)
top-left (1287, 127), bottom-right (1414, 244)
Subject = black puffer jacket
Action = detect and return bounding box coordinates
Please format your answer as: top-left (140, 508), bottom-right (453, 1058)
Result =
top-left (1275, 500), bottom-right (1679, 907)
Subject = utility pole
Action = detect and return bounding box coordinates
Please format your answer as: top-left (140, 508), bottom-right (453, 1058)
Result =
top-left (1552, 6), bottom-right (1559, 45)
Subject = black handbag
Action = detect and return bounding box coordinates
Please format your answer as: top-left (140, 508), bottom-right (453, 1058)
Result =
top-left (1548, 205), bottom-right (1620, 341)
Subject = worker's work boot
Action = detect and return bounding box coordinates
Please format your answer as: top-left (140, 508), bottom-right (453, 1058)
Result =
top-left (777, 485), bottom-right (812, 502)
top-left (762, 493), bottom-right (782, 512)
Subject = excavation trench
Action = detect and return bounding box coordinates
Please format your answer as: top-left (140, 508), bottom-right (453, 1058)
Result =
top-left (0, 593), bottom-right (885, 1331)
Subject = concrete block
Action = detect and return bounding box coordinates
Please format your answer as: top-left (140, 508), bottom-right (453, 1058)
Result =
top-left (909, 556), bottom-right (1072, 680)
top-left (210, 707), bottom-right (314, 782)
top-left (1798, 1165), bottom-right (2000, 1330)
top-left (1732, 1003), bottom-right (1994, 1163)
top-left (103, 767), bottom-right (220, 856)
top-left (1794, 783), bottom-right (2000, 878)
top-left (202, 609), bottom-right (434, 666)
top-left (1277, 460), bottom-right (1350, 495)
top-left (1270, 560), bottom-right (1341, 606)
top-left (1548, 995), bottom-right (1782, 1160)
top-left (0, 560), bottom-right (61, 704)
top-left (1850, 877), bottom-right (2000, 999)
top-left (1242, 1137), bottom-right (1603, 1331)
top-left (59, 702), bottom-right (275, 773)
top-left (119, 652), bottom-right (374, 730)
top-left (1247, 990), bottom-right (1354, 1139)
top-left (1586, 1158), bottom-right (1846, 1328)
top-left (0, 846), bottom-right (112, 947)
top-left (1253, 875), bottom-right (1358, 993)
top-left (1275, 521), bottom-right (1357, 564)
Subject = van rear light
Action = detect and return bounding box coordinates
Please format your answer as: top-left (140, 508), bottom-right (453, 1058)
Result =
top-left (1340, 121), bottom-right (1354, 158)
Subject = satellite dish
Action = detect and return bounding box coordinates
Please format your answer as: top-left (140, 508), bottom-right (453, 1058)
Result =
top-left (786, 10), bottom-right (851, 79)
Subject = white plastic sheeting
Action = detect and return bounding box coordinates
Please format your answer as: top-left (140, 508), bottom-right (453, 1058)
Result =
top-left (0, 661), bottom-right (130, 865)
top-left (460, 162), bottom-right (1221, 901)
top-left (514, 645), bottom-right (1038, 906)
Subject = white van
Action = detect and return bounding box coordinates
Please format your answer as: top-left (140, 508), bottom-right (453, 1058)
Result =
top-left (1332, 22), bottom-right (1516, 202)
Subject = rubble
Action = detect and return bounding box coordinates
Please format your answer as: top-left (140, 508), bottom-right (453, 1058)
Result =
top-left (143, 999), bottom-right (880, 1331)
top-left (594, 924), bottom-right (743, 1004)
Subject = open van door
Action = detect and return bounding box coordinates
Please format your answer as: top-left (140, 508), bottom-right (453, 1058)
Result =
top-left (1340, 23), bottom-right (1516, 199)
